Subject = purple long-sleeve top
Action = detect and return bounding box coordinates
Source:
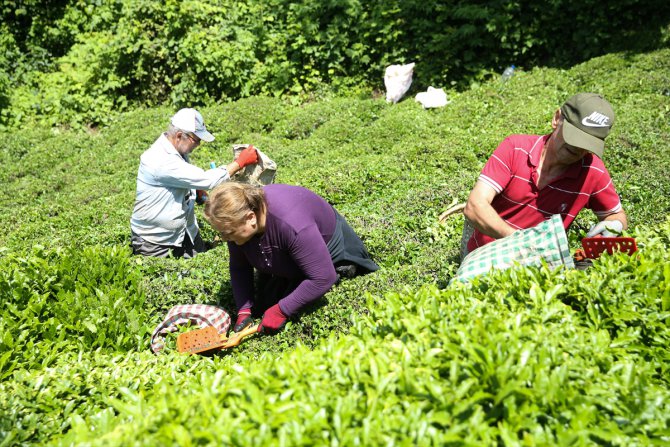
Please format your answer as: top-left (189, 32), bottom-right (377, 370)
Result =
top-left (228, 184), bottom-right (338, 316)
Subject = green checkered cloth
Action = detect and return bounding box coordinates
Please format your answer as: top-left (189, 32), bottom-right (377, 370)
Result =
top-left (452, 214), bottom-right (574, 284)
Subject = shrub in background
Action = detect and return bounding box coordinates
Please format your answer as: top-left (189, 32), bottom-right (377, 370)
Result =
top-left (0, 26), bottom-right (19, 128)
top-left (1, 0), bottom-right (669, 127)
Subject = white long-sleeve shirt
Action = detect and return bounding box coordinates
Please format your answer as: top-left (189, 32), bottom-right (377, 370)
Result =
top-left (130, 134), bottom-right (230, 246)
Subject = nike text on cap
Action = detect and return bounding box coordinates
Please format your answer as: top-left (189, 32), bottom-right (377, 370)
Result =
top-left (170, 108), bottom-right (215, 142)
top-left (560, 93), bottom-right (614, 158)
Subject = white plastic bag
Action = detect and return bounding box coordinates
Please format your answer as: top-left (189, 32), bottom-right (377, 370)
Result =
top-left (415, 86), bottom-right (450, 109)
top-left (384, 62), bottom-right (415, 104)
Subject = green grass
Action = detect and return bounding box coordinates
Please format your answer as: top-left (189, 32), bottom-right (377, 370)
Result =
top-left (1, 48), bottom-right (669, 445)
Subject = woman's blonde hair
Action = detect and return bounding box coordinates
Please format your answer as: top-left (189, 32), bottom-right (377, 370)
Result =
top-left (204, 182), bottom-right (266, 234)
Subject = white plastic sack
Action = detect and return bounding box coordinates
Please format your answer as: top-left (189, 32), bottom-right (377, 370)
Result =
top-left (232, 144), bottom-right (277, 186)
top-left (384, 62), bottom-right (415, 104)
top-left (415, 86), bottom-right (450, 109)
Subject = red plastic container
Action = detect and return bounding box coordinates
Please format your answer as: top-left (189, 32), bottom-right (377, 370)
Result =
top-left (581, 237), bottom-right (637, 259)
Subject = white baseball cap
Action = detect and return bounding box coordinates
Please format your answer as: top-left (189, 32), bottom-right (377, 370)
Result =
top-left (170, 108), bottom-right (215, 142)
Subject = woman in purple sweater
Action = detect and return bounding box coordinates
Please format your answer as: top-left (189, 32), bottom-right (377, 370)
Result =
top-left (204, 183), bottom-right (379, 334)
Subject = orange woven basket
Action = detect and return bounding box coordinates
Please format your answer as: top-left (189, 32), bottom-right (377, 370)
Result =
top-left (177, 324), bottom-right (259, 354)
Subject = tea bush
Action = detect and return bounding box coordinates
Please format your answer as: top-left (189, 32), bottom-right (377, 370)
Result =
top-left (0, 48), bottom-right (669, 445)
top-left (0, 245), bottom-right (148, 379)
top-left (2, 223), bottom-right (669, 445)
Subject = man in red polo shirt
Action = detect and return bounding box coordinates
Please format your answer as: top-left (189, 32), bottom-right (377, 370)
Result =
top-left (464, 93), bottom-right (628, 255)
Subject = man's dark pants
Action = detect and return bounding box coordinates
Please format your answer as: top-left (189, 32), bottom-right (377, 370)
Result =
top-left (131, 231), bottom-right (207, 259)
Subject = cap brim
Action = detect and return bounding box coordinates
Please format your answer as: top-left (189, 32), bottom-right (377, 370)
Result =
top-left (195, 130), bottom-right (215, 142)
top-left (561, 119), bottom-right (604, 158)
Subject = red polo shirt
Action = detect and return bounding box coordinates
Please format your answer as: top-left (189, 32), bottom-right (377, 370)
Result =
top-left (468, 134), bottom-right (622, 252)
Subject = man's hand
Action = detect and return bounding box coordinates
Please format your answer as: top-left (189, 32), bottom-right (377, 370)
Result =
top-left (464, 181), bottom-right (516, 240)
top-left (195, 190), bottom-right (208, 205)
top-left (258, 303), bottom-right (287, 334)
top-left (234, 308), bottom-right (253, 332)
top-left (586, 220), bottom-right (624, 238)
top-left (235, 145), bottom-right (258, 168)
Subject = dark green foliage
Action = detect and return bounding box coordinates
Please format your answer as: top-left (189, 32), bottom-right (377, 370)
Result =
top-left (1, 0), bottom-right (669, 128)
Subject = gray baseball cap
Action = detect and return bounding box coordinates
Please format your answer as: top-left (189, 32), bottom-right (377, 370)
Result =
top-left (560, 93), bottom-right (615, 158)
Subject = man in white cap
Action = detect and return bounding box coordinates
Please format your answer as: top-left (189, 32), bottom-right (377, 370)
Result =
top-left (463, 93), bottom-right (628, 255)
top-left (130, 108), bottom-right (258, 258)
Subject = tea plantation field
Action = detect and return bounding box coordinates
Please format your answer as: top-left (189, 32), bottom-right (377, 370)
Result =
top-left (1, 48), bottom-right (670, 445)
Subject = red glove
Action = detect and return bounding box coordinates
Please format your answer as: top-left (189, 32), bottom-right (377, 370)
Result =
top-left (234, 308), bottom-right (253, 332)
top-left (259, 303), bottom-right (287, 334)
top-left (235, 145), bottom-right (258, 168)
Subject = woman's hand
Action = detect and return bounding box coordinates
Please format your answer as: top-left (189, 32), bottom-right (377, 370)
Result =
top-left (234, 308), bottom-right (253, 332)
top-left (258, 304), bottom-right (287, 334)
